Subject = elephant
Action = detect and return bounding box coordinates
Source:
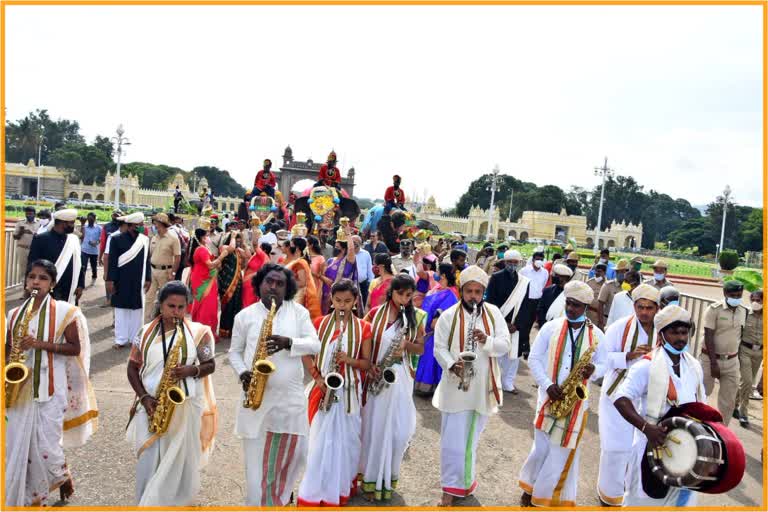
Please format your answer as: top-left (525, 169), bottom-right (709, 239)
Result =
top-left (293, 186), bottom-right (361, 239)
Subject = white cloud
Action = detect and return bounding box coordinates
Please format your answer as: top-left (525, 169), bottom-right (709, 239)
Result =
top-left (6, 4), bottom-right (762, 209)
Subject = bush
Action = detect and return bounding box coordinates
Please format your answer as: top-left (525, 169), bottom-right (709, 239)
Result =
top-left (718, 250), bottom-right (740, 271)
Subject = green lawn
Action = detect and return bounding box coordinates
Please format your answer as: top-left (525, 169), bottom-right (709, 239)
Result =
top-left (4, 200), bottom-right (157, 223)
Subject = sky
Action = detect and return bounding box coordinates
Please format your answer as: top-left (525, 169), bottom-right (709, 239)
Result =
top-left (5, 4), bottom-right (763, 210)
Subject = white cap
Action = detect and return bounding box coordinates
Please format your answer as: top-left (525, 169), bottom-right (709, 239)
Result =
top-left (118, 212), bottom-right (145, 224)
top-left (52, 208), bottom-right (77, 221)
top-left (503, 249), bottom-right (523, 262)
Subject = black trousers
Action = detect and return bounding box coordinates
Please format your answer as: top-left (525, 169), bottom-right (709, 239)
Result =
top-left (80, 252), bottom-right (98, 279)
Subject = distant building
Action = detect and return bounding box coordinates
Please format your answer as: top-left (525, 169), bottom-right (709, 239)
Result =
top-left (418, 196), bottom-right (643, 249)
top-left (275, 145), bottom-right (356, 197)
top-left (4, 160), bottom-right (243, 213)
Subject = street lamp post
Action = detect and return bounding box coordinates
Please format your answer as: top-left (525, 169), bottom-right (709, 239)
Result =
top-left (507, 187), bottom-right (514, 221)
top-left (36, 129), bottom-right (44, 201)
top-left (111, 125), bottom-right (131, 210)
top-left (486, 165), bottom-right (501, 241)
top-left (668, 240), bottom-right (672, 252)
top-left (717, 185), bottom-right (732, 260)
top-left (593, 157), bottom-right (614, 251)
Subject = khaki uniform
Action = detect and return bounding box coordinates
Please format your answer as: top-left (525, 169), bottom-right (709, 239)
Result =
top-left (145, 231), bottom-right (182, 322)
top-left (585, 277), bottom-right (604, 326)
top-left (598, 279), bottom-right (622, 323)
top-left (738, 310), bottom-right (763, 417)
top-left (206, 230), bottom-right (223, 257)
top-left (13, 219), bottom-right (40, 279)
top-left (643, 276), bottom-right (673, 290)
top-left (701, 301), bottom-right (748, 426)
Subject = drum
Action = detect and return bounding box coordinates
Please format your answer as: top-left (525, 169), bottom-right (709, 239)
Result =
top-left (645, 416), bottom-right (724, 489)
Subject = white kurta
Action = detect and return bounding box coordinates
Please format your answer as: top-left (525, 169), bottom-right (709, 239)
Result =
top-left (432, 302), bottom-right (510, 497)
top-left (5, 298), bottom-right (97, 507)
top-left (125, 320), bottom-right (216, 506)
top-left (228, 300), bottom-right (320, 506)
top-left (594, 314), bottom-right (653, 505)
top-left (359, 322), bottom-right (417, 500)
top-left (606, 291), bottom-right (634, 328)
top-left (613, 351), bottom-right (704, 507)
top-left (519, 317), bottom-right (605, 507)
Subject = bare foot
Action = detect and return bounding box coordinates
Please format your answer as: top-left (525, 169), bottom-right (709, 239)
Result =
top-left (520, 492), bottom-right (532, 507)
top-left (363, 492), bottom-right (375, 502)
top-left (438, 493), bottom-right (454, 507)
top-left (60, 479), bottom-right (74, 501)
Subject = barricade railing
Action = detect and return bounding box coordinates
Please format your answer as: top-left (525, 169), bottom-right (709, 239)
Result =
top-left (5, 228), bottom-right (24, 290)
top-left (679, 292), bottom-right (716, 356)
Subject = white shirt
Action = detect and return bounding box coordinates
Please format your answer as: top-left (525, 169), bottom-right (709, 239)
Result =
top-left (432, 302), bottom-right (511, 416)
top-left (355, 248), bottom-right (374, 283)
top-left (519, 262), bottom-right (549, 299)
top-left (606, 291), bottom-right (634, 328)
top-left (228, 300), bottom-right (321, 438)
top-left (261, 232), bottom-right (278, 247)
top-left (528, 318), bottom-right (605, 413)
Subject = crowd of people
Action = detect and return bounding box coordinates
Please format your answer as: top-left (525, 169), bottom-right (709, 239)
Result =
top-left (5, 170), bottom-right (761, 508)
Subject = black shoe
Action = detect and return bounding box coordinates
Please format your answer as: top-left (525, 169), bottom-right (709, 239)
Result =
top-left (732, 409), bottom-right (740, 419)
top-left (740, 416), bottom-right (749, 428)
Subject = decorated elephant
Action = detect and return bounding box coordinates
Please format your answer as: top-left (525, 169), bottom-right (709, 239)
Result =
top-left (293, 185), bottom-right (361, 237)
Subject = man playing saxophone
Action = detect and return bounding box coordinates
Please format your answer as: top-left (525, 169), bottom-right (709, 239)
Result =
top-left (519, 280), bottom-right (606, 507)
top-left (126, 281), bottom-right (217, 506)
top-left (432, 265), bottom-right (511, 507)
top-left (228, 263), bottom-right (320, 506)
top-left (298, 279), bottom-right (373, 506)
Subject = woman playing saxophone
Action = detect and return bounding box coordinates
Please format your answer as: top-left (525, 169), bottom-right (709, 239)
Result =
top-left (126, 281), bottom-right (217, 506)
top-left (298, 279), bottom-right (373, 506)
top-left (5, 259), bottom-right (98, 507)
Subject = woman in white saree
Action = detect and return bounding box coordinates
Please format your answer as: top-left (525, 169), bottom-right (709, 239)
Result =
top-left (126, 281), bottom-right (218, 506)
top-left (5, 259), bottom-right (98, 507)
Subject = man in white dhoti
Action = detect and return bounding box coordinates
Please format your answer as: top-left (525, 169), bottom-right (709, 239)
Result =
top-left (613, 306), bottom-right (706, 507)
top-left (106, 212), bottom-right (151, 349)
top-left (126, 281), bottom-right (218, 506)
top-left (595, 284), bottom-right (660, 506)
top-left (519, 280), bottom-right (605, 507)
top-left (5, 259), bottom-right (98, 506)
top-left (359, 274), bottom-right (426, 502)
top-left (485, 250), bottom-right (532, 394)
top-left (27, 208), bottom-right (84, 304)
top-left (432, 265), bottom-right (511, 506)
top-left (298, 279), bottom-right (373, 506)
top-left (228, 263), bottom-right (321, 506)
top-left (606, 270), bottom-right (642, 328)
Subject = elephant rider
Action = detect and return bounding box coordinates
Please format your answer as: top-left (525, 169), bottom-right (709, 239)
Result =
top-left (314, 150), bottom-right (343, 191)
top-left (251, 159), bottom-right (277, 198)
top-left (384, 174), bottom-right (408, 214)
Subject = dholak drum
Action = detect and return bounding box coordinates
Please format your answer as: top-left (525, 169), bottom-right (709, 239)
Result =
top-left (645, 416), bottom-right (723, 489)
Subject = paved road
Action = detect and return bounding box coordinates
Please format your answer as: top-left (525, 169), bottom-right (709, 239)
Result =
top-left (5, 273), bottom-right (763, 508)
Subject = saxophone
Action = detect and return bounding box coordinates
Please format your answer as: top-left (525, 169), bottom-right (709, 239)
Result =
top-left (5, 290), bottom-right (37, 408)
top-left (149, 319), bottom-right (187, 435)
top-left (457, 302), bottom-right (479, 392)
top-left (243, 300), bottom-right (277, 409)
top-left (548, 319), bottom-right (598, 419)
top-left (320, 312), bottom-right (347, 412)
top-left (368, 306), bottom-right (408, 396)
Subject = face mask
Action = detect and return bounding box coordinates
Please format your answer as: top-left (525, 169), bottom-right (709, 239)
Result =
top-left (726, 297), bottom-right (742, 308)
top-left (621, 282), bottom-right (632, 292)
top-left (667, 299), bottom-right (680, 307)
top-left (497, 252), bottom-right (505, 259)
top-left (663, 341), bottom-right (686, 355)
top-left (599, 258), bottom-right (607, 264)
top-left (616, 273), bottom-right (625, 283)
top-left (751, 302), bottom-right (762, 312)
top-left (654, 273), bottom-right (665, 281)
top-left (595, 276), bottom-right (604, 283)
top-left (333, 248), bottom-right (342, 257)
top-left (633, 263), bottom-right (642, 271)
top-left (569, 313), bottom-right (586, 323)
top-left (507, 263), bottom-right (518, 272)
top-left (568, 264), bottom-right (578, 272)
top-left (39, 219), bottom-right (49, 227)
top-left (534, 260), bottom-right (543, 269)
top-left (434, 273), bottom-right (441, 282)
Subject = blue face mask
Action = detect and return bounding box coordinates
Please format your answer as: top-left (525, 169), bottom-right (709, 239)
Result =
top-left (662, 333), bottom-right (687, 355)
top-left (654, 273), bottom-right (666, 281)
top-left (434, 273), bottom-right (441, 282)
top-left (726, 297), bottom-right (742, 308)
top-left (667, 300), bottom-right (680, 307)
top-left (568, 313), bottom-right (586, 323)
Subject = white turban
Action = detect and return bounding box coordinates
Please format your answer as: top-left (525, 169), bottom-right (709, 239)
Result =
top-left (564, 280), bottom-right (594, 305)
top-left (503, 249), bottom-right (522, 262)
top-left (654, 305), bottom-right (691, 332)
top-left (553, 263), bottom-right (573, 277)
top-left (459, 265), bottom-right (489, 289)
top-left (118, 212), bottom-right (145, 224)
top-left (632, 283), bottom-right (660, 304)
top-left (52, 208), bottom-right (77, 222)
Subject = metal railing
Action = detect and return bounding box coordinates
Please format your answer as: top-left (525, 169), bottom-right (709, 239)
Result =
top-left (4, 227), bottom-right (24, 290)
top-left (679, 292), bottom-right (716, 356)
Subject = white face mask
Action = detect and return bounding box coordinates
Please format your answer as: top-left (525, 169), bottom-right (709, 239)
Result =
top-left (595, 276), bottom-right (604, 283)
top-left (533, 260), bottom-right (543, 269)
top-left (751, 302), bottom-right (762, 312)
top-left (599, 258), bottom-right (607, 264)
top-left (39, 219), bottom-right (49, 227)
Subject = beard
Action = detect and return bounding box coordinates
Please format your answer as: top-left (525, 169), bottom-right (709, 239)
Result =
top-left (461, 298), bottom-right (482, 311)
top-left (64, 225), bottom-right (75, 234)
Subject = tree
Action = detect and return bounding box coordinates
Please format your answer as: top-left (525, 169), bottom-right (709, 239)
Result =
top-left (5, 109), bottom-right (84, 165)
top-left (735, 208), bottom-right (763, 253)
top-left (668, 217), bottom-right (718, 255)
top-left (191, 166), bottom-right (246, 198)
top-left (50, 142), bottom-right (113, 185)
top-left (93, 136), bottom-right (114, 160)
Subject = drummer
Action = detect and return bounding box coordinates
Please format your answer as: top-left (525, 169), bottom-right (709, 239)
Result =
top-left (612, 305), bottom-right (707, 507)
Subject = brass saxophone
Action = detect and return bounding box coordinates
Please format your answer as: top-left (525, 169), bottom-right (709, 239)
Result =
top-left (5, 290), bottom-right (37, 408)
top-left (368, 306), bottom-right (408, 396)
top-left (243, 300), bottom-right (277, 409)
top-left (149, 319), bottom-right (187, 435)
top-left (457, 302), bottom-right (479, 392)
top-left (548, 319), bottom-right (598, 419)
top-left (320, 312), bottom-right (347, 412)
